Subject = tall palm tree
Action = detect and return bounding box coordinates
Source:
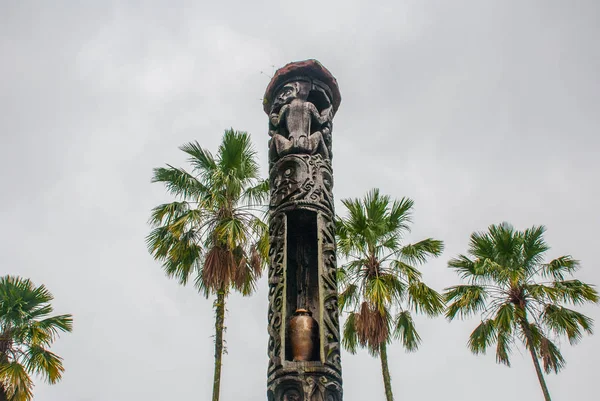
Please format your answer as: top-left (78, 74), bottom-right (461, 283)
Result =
top-left (146, 129), bottom-right (268, 401)
top-left (0, 275), bottom-right (73, 401)
top-left (445, 223), bottom-right (598, 401)
top-left (336, 189), bottom-right (444, 401)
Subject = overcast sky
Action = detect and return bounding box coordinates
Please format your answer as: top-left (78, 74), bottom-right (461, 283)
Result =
top-left (1, 1), bottom-right (599, 400)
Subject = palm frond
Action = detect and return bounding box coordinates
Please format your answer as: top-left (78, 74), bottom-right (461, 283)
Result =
top-left (393, 310), bottom-right (421, 352)
top-left (339, 283), bottom-right (360, 312)
top-left (542, 305), bottom-right (594, 345)
top-left (253, 218), bottom-right (270, 265)
top-left (399, 238), bottom-right (444, 265)
top-left (0, 361), bottom-right (33, 401)
top-left (0, 277), bottom-right (53, 322)
top-left (365, 276), bottom-right (393, 311)
top-left (542, 256), bottom-right (580, 280)
top-left (551, 280), bottom-right (599, 305)
top-left (151, 165), bottom-right (207, 199)
top-left (391, 260), bottom-right (422, 282)
top-left (243, 178), bottom-right (269, 206)
top-left (249, 244), bottom-right (263, 278)
top-left (524, 284), bottom-right (558, 303)
top-left (468, 319), bottom-right (497, 355)
top-left (522, 225), bottom-right (549, 273)
top-left (448, 255), bottom-right (484, 282)
top-left (384, 273), bottom-right (408, 305)
top-left (203, 246), bottom-right (236, 292)
top-left (487, 223), bottom-right (521, 268)
top-left (342, 312), bottom-right (360, 354)
top-left (215, 217), bottom-right (248, 250)
top-left (147, 226), bottom-right (202, 285)
top-left (407, 281), bottom-right (445, 317)
top-left (218, 129), bottom-right (260, 183)
top-left (495, 329), bottom-right (512, 366)
top-left (386, 196), bottom-right (414, 235)
top-left (24, 346), bottom-right (64, 384)
top-left (22, 315), bottom-right (73, 346)
top-left (232, 261), bottom-right (257, 296)
top-left (539, 335), bottom-right (565, 374)
top-left (494, 303), bottom-right (515, 333)
top-left (445, 285), bottom-right (488, 320)
top-left (354, 302), bottom-right (391, 352)
top-left (148, 201), bottom-right (191, 227)
top-left (179, 141), bottom-right (217, 177)
top-left (468, 229), bottom-right (497, 262)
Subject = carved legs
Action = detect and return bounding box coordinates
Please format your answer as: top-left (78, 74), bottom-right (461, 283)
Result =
top-left (308, 132), bottom-right (329, 160)
top-left (270, 133), bottom-right (330, 160)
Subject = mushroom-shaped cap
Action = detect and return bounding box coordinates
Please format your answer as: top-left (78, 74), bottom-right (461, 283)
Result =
top-left (263, 59), bottom-right (341, 115)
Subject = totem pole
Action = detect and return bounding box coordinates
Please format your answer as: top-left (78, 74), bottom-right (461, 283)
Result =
top-left (263, 60), bottom-right (342, 401)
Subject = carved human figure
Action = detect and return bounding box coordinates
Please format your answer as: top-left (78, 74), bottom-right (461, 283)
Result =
top-left (269, 82), bottom-right (333, 161)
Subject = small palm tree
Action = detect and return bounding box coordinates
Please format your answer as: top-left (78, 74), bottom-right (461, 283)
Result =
top-left (0, 275), bottom-right (73, 401)
top-left (337, 189), bottom-right (444, 401)
top-left (445, 223), bottom-right (598, 401)
top-left (146, 129), bottom-right (268, 401)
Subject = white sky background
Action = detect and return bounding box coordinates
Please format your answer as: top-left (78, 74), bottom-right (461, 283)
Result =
top-left (1, 1), bottom-right (599, 400)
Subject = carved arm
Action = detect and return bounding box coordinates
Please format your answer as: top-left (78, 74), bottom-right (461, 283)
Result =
top-left (309, 103), bottom-right (333, 125)
top-left (270, 104), bottom-right (290, 128)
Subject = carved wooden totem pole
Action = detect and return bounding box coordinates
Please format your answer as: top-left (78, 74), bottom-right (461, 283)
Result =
top-left (263, 60), bottom-right (342, 401)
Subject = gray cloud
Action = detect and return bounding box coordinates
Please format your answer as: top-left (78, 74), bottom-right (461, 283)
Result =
top-left (1, 1), bottom-right (599, 400)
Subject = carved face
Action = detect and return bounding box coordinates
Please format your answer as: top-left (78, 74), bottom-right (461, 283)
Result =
top-left (270, 156), bottom-right (310, 207)
top-left (276, 83), bottom-right (299, 105)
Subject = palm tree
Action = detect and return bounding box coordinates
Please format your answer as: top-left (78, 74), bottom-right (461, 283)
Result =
top-left (146, 129), bottom-right (268, 401)
top-left (0, 275), bottom-right (73, 401)
top-left (336, 189), bottom-right (444, 401)
top-left (445, 223), bottom-right (598, 401)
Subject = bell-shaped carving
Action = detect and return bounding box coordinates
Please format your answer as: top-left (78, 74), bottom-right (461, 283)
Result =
top-left (288, 309), bottom-right (320, 362)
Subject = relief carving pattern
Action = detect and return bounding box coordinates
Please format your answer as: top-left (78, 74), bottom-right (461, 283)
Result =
top-left (319, 213), bottom-right (340, 370)
top-left (265, 60), bottom-right (342, 401)
top-left (267, 212), bottom-right (286, 374)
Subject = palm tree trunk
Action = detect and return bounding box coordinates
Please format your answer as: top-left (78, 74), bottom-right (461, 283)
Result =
top-left (212, 290), bottom-right (226, 401)
top-left (379, 342), bottom-right (394, 401)
top-left (520, 318), bottom-right (552, 401)
top-left (0, 349), bottom-right (6, 401)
